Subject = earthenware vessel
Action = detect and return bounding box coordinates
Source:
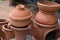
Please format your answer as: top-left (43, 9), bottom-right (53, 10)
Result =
top-left (0, 19), bottom-right (8, 29)
top-left (2, 24), bottom-right (14, 40)
top-left (35, 1), bottom-right (60, 27)
top-left (31, 1), bottom-right (60, 40)
top-left (10, 24), bottom-right (31, 40)
top-left (9, 4), bottom-right (32, 27)
top-left (0, 19), bottom-right (8, 40)
top-left (31, 20), bottom-right (58, 40)
top-left (0, 29), bottom-right (7, 40)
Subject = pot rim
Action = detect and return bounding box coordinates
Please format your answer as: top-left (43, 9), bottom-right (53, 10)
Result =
top-left (33, 19), bottom-right (58, 28)
top-left (0, 19), bottom-right (8, 24)
top-left (44, 28), bottom-right (58, 40)
top-left (10, 24), bottom-right (32, 30)
top-left (37, 1), bottom-right (60, 7)
top-left (9, 12), bottom-right (32, 21)
top-left (2, 24), bottom-right (12, 31)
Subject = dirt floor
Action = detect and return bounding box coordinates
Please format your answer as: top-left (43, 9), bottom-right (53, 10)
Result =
top-left (0, 0), bottom-right (15, 20)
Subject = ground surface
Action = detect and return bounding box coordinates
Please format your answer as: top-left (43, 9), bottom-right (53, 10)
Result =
top-left (0, 0), bottom-right (14, 19)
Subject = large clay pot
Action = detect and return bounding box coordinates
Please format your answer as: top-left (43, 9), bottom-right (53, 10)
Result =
top-left (9, 4), bottom-right (32, 27)
top-left (35, 1), bottom-right (60, 27)
top-left (2, 24), bottom-right (14, 40)
top-left (31, 20), bottom-right (58, 40)
top-left (31, 1), bottom-right (60, 40)
top-left (10, 24), bottom-right (31, 40)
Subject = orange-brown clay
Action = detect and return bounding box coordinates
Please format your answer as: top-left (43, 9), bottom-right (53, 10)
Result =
top-left (31, 1), bottom-right (60, 40)
top-left (9, 4), bottom-right (32, 27)
top-left (0, 19), bottom-right (8, 29)
top-left (10, 24), bottom-right (31, 40)
top-left (2, 24), bottom-right (14, 40)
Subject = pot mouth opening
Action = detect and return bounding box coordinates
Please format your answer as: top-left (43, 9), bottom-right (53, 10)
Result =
top-left (11, 25), bottom-right (28, 28)
top-left (0, 19), bottom-right (8, 23)
top-left (45, 30), bottom-right (57, 40)
top-left (10, 24), bottom-right (31, 30)
top-left (38, 1), bottom-right (60, 7)
top-left (3, 24), bottom-right (12, 31)
top-left (39, 1), bottom-right (56, 5)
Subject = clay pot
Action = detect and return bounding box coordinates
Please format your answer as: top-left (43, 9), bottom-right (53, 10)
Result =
top-left (10, 24), bottom-right (31, 40)
top-left (30, 22), bottom-right (42, 40)
top-left (0, 19), bottom-right (8, 29)
top-left (35, 1), bottom-right (60, 27)
top-left (37, 1), bottom-right (60, 13)
top-left (9, 4), bottom-right (32, 27)
top-left (31, 20), bottom-right (58, 40)
top-left (2, 24), bottom-right (14, 40)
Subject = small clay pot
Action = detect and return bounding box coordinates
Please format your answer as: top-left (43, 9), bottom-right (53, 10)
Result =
top-left (0, 19), bottom-right (8, 29)
top-left (10, 24), bottom-right (31, 40)
top-left (9, 4), bottom-right (32, 27)
top-left (37, 1), bottom-right (60, 13)
top-left (2, 24), bottom-right (14, 40)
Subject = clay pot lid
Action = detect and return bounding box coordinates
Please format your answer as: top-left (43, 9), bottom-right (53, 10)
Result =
top-left (9, 4), bottom-right (32, 20)
top-left (57, 38), bottom-right (60, 40)
top-left (37, 1), bottom-right (60, 7)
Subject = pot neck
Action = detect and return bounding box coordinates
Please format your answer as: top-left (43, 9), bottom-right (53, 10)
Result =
top-left (39, 10), bottom-right (55, 15)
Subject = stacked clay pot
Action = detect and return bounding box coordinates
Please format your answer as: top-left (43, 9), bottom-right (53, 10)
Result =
top-left (9, 4), bottom-right (32, 27)
top-left (0, 19), bottom-right (8, 40)
top-left (0, 19), bottom-right (8, 29)
top-left (9, 4), bottom-right (32, 40)
top-left (31, 1), bottom-right (60, 40)
top-left (2, 24), bottom-right (14, 40)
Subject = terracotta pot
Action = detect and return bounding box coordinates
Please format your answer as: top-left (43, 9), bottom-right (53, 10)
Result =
top-left (9, 4), bottom-right (32, 27)
top-left (37, 1), bottom-right (60, 13)
top-left (31, 20), bottom-right (58, 40)
top-left (35, 1), bottom-right (60, 27)
top-left (10, 24), bottom-right (31, 40)
top-left (0, 29), bottom-right (7, 40)
top-left (0, 19), bottom-right (8, 29)
top-left (30, 22), bottom-right (42, 40)
top-left (2, 24), bottom-right (14, 40)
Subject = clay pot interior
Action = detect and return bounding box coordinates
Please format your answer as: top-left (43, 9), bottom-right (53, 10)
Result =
top-left (0, 19), bottom-right (8, 24)
top-left (45, 30), bottom-right (57, 40)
